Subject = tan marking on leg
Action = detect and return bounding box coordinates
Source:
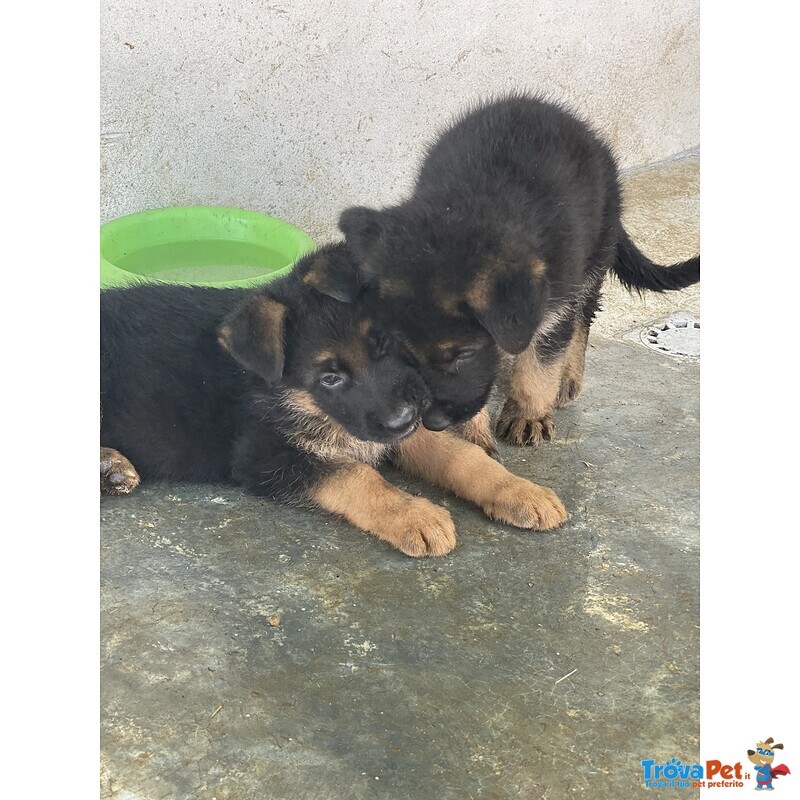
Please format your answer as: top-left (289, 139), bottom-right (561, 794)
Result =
top-left (310, 463), bottom-right (456, 557)
top-left (556, 320), bottom-right (589, 408)
top-left (100, 447), bottom-right (140, 496)
top-left (393, 428), bottom-right (567, 530)
top-left (452, 405), bottom-right (499, 459)
top-left (496, 340), bottom-right (566, 447)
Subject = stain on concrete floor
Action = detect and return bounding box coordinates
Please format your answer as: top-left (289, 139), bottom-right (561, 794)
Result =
top-left (101, 334), bottom-right (699, 800)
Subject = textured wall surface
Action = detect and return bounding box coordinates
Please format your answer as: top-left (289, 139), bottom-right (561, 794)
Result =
top-left (101, 0), bottom-right (699, 239)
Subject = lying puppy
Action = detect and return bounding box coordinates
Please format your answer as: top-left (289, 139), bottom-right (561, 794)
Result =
top-left (100, 244), bottom-right (567, 557)
top-left (337, 92), bottom-right (700, 448)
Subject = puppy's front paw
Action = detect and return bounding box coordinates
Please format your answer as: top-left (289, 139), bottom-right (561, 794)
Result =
top-left (482, 478), bottom-right (568, 530)
top-left (496, 399), bottom-right (554, 447)
top-left (392, 499), bottom-right (457, 557)
top-left (100, 447), bottom-right (140, 496)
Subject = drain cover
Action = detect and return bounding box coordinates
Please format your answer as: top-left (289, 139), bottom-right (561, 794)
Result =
top-left (638, 314), bottom-right (700, 359)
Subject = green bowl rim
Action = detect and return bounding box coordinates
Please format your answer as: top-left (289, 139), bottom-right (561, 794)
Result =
top-left (100, 205), bottom-right (316, 289)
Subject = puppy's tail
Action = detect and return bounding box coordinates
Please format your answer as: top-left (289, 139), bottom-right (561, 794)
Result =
top-left (612, 227), bottom-right (700, 293)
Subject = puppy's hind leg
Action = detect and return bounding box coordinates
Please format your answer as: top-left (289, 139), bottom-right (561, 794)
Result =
top-left (100, 447), bottom-right (140, 495)
top-left (556, 278), bottom-right (601, 409)
top-left (555, 319), bottom-right (590, 409)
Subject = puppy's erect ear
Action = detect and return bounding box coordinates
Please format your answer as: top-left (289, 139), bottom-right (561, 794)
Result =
top-left (218, 295), bottom-right (287, 384)
top-left (338, 206), bottom-right (384, 259)
top-left (467, 262), bottom-right (548, 355)
top-left (300, 245), bottom-right (363, 303)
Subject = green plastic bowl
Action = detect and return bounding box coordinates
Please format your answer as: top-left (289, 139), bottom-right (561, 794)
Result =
top-left (100, 206), bottom-right (316, 289)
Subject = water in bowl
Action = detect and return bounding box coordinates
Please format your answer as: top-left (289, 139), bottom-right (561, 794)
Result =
top-left (115, 239), bottom-right (290, 284)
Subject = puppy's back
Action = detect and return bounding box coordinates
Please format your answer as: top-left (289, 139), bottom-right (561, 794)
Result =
top-left (415, 93), bottom-right (618, 206)
top-left (101, 284), bottom-right (250, 481)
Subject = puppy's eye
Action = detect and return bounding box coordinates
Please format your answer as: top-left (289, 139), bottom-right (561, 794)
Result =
top-left (435, 346), bottom-right (479, 367)
top-left (319, 373), bottom-right (345, 388)
top-left (454, 348), bottom-right (477, 363)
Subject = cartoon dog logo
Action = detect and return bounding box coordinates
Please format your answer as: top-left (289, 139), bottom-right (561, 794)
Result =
top-left (747, 738), bottom-right (791, 790)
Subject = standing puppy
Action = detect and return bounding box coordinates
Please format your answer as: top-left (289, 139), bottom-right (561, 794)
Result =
top-left (338, 93), bottom-right (700, 448)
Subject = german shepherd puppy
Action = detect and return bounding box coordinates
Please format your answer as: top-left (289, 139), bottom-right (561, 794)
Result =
top-left (101, 244), bottom-right (567, 557)
top-left (336, 93), bottom-right (700, 448)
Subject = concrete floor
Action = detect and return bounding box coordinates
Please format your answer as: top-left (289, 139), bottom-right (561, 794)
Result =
top-left (101, 156), bottom-right (700, 800)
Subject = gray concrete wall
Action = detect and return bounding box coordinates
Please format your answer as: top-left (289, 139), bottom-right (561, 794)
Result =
top-left (101, 0), bottom-right (699, 240)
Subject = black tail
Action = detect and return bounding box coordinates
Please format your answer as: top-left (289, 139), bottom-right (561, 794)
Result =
top-left (612, 228), bottom-right (700, 293)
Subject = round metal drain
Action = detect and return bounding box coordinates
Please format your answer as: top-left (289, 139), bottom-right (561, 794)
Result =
top-left (640, 314), bottom-right (700, 359)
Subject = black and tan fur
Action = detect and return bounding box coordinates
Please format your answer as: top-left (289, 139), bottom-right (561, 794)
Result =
top-left (337, 93), bottom-right (700, 448)
top-left (100, 244), bottom-right (567, 557)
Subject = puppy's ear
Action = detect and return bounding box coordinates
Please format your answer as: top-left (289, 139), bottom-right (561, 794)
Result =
top-left (218, 295), bottom-right (287, 384)
top-left (339, 206), bottom-right (384, 259)
top-left (300, 246), bottom-right (363, 303)
top-left (467, 264), bottom-right (548, 355)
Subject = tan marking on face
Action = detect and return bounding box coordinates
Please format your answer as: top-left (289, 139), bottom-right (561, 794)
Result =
top-left (309, 462), bottom-right (456, 557)
top-left (358, 319), bottom-right (372, 336)
top-left (434, 341), bottom-right (459, 354)
top-left (313, 339), bottom-right (370, 374)
top-left (530, 257), bottom-right (547, 279)
top-left (340, 335), bottom-right (369, 373)
top-left (313, 350), bottom-right (338, 366)
top-left (465, 269), bottom-right (494, 313)
top-left (278, 389), bottom-right (387, 466)
top-left (437, 294), bottom-right (462, 315)
top-left (217, 324), bottom-right (233, 351)
top-left (378, 277), bottom-right (413, 299)
top-left (393, 428), bottom-right (566, 530)
top-left (284, 388), bottom-right (324, 416)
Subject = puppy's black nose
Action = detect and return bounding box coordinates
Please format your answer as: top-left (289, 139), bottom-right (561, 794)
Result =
top-left (384, 404), bottom-right (416, 432)
top-left (422, 407), bottom-right (452, 431)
